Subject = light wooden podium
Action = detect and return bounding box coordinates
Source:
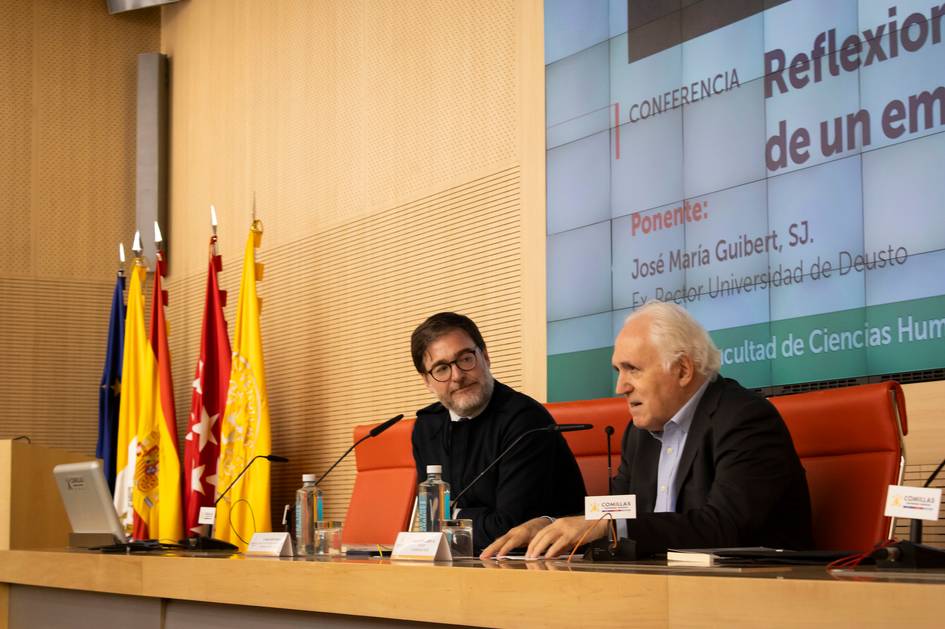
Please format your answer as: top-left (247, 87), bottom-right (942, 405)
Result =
top-left (0, 439), bottom-right (91, 552)
top-left (1, 439), bottom-right (92, 628)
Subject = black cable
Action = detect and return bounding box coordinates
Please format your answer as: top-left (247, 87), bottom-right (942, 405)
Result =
top-left (225, 497), bottom-right (256, 545)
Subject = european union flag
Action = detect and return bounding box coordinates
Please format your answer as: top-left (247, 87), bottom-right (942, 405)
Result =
top-left (97, 273), bottom-right (125, 493)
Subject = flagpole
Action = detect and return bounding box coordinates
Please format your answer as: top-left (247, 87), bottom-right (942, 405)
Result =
top-left (154, 220), bottom-right (165, 268)
top-left (210, 204), bottom-right (219, 256)
top-left (130, 230), bottom-right (147, 272)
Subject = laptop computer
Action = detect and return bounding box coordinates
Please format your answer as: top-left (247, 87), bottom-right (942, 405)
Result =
top-left (53, 460), bottom-right (128, 547)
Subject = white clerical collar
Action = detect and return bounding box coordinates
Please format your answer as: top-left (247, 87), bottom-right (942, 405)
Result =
top-left (449, 407), bottom-right (485, 422)
top-left (446, 379), bottom-right (495, 422)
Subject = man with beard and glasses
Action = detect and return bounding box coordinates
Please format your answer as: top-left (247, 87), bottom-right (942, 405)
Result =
top-left (410, 312), bottom-right (585, 553)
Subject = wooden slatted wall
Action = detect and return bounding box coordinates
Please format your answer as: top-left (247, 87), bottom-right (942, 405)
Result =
top-left (0, 0), bottom-right (159, 452)
top-left (160, 0), bottom-right (546, 523)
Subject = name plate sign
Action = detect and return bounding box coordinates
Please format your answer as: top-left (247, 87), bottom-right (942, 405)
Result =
top-left (585, 494), bottom-right (636, 520)
top-left (246, 532), bottom-right (294, 557)
top-left (391, 532), bottom-right (452, 561)
top-left (885, 485), bottom-right (942, 521)
top-left (198, 506), bottom-right (216, 525)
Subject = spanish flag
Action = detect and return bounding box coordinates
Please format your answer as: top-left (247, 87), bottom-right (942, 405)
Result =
top-left (113, 260), bottom-right (148, 533)
top-left (132, 250), bottom-right (183, 541)
top-left (215, 221), bottom-right (272, 549)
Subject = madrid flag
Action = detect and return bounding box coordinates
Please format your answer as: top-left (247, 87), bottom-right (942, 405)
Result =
top-left (183, 238), bottom-right (231, 535)
top-left (215, 221), bottom-right (272, 549)
top-left (132, 250), bottom-right (183, 541)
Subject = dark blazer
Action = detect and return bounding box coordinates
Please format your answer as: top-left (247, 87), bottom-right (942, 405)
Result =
top-left (614, 377), bottom-right (813, 553)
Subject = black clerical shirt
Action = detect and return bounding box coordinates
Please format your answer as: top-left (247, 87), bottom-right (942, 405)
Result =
top-left (412, 380), bottom-right (586, 552)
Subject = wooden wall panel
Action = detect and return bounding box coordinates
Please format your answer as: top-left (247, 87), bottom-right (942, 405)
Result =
top-left (0, 0), bottom-right (160, 454)
top-left (161, 0), bottom-right (521, 277)
top-left (0, 278), bottom-right (112, 451)
top-left (160, 0), bottom-right (543, 523)
top-left (0, 0), bottom-right (157, 280)
top-left (0, 0), bottom-right (32, 277)
top-left (901, 381), bottom-right (945, 465)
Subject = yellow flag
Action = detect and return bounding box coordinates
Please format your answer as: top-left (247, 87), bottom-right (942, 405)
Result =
top-left (131, 251), bottom-right (183, 541)
top-left (215, 221), bottom-right (272, 549)
top-left (113, 261), bottom-right (148, 534)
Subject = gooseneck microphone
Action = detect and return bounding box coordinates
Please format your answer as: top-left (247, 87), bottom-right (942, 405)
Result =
top-left (604, 425), bottom-right (615, 495)
top-left (369, 414), bottom-right (405, 438)
top-left (185, 453), bottom-right (289, 551)
top-left (451, 423), bottom-right (592, 509)
top-left (214, 454), bottom-right (290, 508)
top-left (554, 423), bottom-right (594, 432)
top-left (315, 414), bottom-right (404, 486)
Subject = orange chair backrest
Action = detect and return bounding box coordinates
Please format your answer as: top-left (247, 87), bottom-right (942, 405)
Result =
top-left (341, 418), bottom-right (417, 545)
top-left (770, 381), bottom-right (908, 552)
top-left (544, 397), bottom-right (632, 497)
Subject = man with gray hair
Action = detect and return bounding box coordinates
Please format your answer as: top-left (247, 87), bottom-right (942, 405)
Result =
top-left (482, 301), bottom-right (812, 559)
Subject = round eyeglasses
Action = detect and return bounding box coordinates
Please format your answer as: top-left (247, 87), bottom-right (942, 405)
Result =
top-left (427, 350), bottom-right (478, 382)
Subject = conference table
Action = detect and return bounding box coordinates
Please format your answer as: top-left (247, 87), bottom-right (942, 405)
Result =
top-left (1, 548), bottom-right (943, 628)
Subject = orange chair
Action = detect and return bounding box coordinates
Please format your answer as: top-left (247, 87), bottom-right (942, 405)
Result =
top-left (770, 381), bottom-right (908, 552)
top-left (544, 397), bottom-right (632, 497)
top-left (341, 418), bottom-right (417, 546)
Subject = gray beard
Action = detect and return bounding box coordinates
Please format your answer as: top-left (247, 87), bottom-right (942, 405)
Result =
top-left (448, 376), bottom-right (495, 418)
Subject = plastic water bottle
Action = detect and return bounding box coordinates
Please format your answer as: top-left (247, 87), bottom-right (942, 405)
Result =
top-left (295, 474), bottom-right (324, 555)
top-left (417, 464), bottom-right (450, 532)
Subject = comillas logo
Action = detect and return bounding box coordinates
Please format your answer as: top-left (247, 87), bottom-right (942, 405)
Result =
top-left (600, 500), bottom-right (633, 512)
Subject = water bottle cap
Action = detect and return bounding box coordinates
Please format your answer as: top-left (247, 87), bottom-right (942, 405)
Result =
top-left (426, 464), bottom-right (442, 474)
top-left (302, 473), bottom-right (317, 482)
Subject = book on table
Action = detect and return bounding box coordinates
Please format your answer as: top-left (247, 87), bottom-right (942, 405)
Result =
top-left (666, 547), bottom-right (772, 566)
top-left (667, 547), bottom-right (855, 566)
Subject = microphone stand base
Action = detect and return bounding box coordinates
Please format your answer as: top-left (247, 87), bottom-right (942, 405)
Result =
top-left (585, 538), bottom-right (644, 562)
top-left (873, 541), bottom-right (945, 570)
top-left (182, 536), bottom-right (239, 552)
